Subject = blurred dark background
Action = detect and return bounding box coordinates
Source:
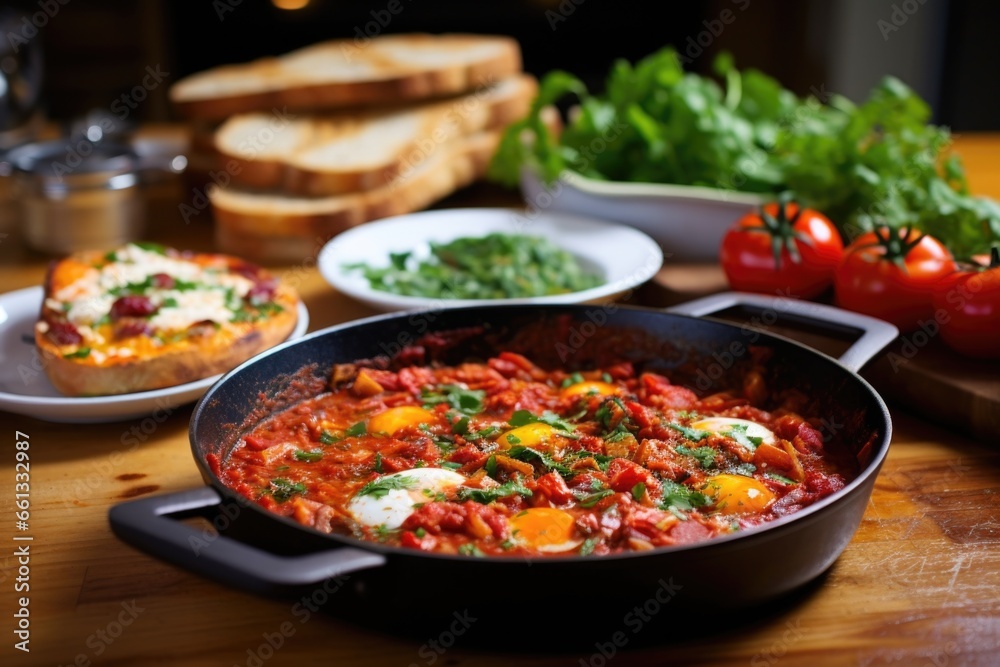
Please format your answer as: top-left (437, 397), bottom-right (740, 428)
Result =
top-left (2, 0), bottom-right (997, 131)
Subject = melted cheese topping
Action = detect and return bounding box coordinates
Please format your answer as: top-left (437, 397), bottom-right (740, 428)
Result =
top-left (51, 244), bottom-right (255, 332)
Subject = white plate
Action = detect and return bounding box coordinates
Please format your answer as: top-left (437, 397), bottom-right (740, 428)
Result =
top-left (0, 286), bottom-right (310, 424)
top-left (520, 169), bottom-right (765, 262)
top-left (317, 207), bottom-right (663, 312)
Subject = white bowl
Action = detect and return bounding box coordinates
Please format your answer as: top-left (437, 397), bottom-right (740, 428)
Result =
top-left (317, 207), bottom-right (663, 312)
top-left (519, 169), bottom-right (764, 262)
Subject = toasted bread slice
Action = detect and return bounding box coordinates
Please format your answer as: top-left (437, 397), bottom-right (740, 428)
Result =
top-left (36, 243), bottom-right (300, 396)
top-left (170, 33), bottom-right (523, 121)
top-left (210, 129), bottom-right (501, 262)
top-left (214, 74), bottom-right (536, 196)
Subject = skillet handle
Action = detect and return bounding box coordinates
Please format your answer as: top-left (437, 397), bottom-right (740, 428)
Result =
top-left (666, 292), bottom-right (899, 373)
top-left (108, 487), bottom-right (386, 595)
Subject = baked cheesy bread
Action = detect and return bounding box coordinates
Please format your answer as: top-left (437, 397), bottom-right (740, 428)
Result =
top-left (36, 242), bottom-right (300, 396)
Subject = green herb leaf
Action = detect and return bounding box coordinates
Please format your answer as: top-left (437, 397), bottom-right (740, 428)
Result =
top-left (458, 544), bottom-right (486, 557)
top-left (374, 452), bottom-right (383, 473)
top-left (507, 446), bottom-right (572, 475)
top-left (508, 409), bottom-right (578, 434)
top-left (485, 454), bottom-right (498, 479)
top-left (632, 482), bottom-right (646, 502)
top-left (319, 430), bottom-right (339, 445)
top-left (357, 475), bottom-right (416, 499)
top-left (659, 480), bottom-right (710, 514)
top-left (270, 478), bottom-right (306, 502)
top-left (576, 488), bottom-right (615, 508)
top-left (723, 423), bottom-right (764, 450)
top-left (676, 444), bottom-right (718, 469)
top-left (421, 384), bottom-right (486, 415)
top-left (766, 472), bottom-right (797, 485)
top-left (294, 449), bottom-right (323, 462)
top-left (346, 421), bottom-right (367, 437)
top-left (668, 423), bottom-right (710, 442)
top-left (457, 480), bottom-right (533, 504)
top-left (63, 347), bottom-right (91, 359)
top-left (579, 537), bottom-right (599, 556)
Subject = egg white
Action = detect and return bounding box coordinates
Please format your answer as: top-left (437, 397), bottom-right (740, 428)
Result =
top-left (690, 417), bottom-right (776, 447)
top-left (348, 468), bottom-right (466, 529)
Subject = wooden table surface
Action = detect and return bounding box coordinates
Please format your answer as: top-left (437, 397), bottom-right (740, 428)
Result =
top-left (1, 133), bottom-right (998, 667)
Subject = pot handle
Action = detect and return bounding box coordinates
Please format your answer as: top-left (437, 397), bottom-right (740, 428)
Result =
top-left (108, 487), bottom-right (386, 595)
top-left (665, 292), bottom-right (899, 373)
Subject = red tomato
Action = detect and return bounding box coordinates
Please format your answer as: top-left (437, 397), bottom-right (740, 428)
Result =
top-left (931, 249), bottom-right (1000, 358)
top-left (834, 227), bottom-right (957, 332)
top-left (720, 199), bottom-right (844, 299)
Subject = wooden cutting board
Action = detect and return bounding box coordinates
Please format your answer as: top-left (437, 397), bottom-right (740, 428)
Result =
top-left (640, 264), bottom-right (1000, 443)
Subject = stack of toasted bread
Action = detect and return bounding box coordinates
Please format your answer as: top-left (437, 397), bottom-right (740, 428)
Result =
top-left (169, 33), bottom-right (537, 262)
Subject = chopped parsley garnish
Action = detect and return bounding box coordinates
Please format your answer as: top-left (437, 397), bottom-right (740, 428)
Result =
top-left (561, 372), bottom-right (585, 388)
top-left (319, 430), bottom-right (340, 445)
top-left (269, 478), bottom-right (306, 502)
top-left (448, 412), bottom-right (471, 436)
top-left (668, 423), bottom-right (710, 442)
top-left (357, 475), bottom-right (416, 499)
top-left (659, 480), bottom-right (710, 516)
top-left (676, 445), bottom-right (717, 469)
top-left (603, 422), bottom-right (634, 443)
top-left (173, 278), bottom-right (199, 292)
top-left (485, 454), bottom-right (498, 479)
top-left (109, 276), bottom-right (153, 296)
top-left (723, 423), bottom-right (764, 450)
top-left (766, 472), bottom-right (797, 485)
top-left (595, 397), bottom-right (629, 429)
top-left (579, 537), bottom-right (599, 556)
top-left (632, 482), bottom-right (646, 502)
top-left (160, 296), bottom-right (179, 309)
top-left (576, 488), bottom-right (615, 508)
top-left (346, 421), bottom-right (367, 437)
top-left (133, 241), bottom-right (167, 254)
top-left (440, 461), bottom-right (462, 470)
top-left (508, 409), bottom-right (578, 434)
top-left (507, 446), bottom-right (572, 475)
top-left (469, 426), bottom-right (502, 441)
top-left (374, 452), bottom-right (383, 472)
top-left (63, 347), bottom-right (91, 359)
top-left (344, 233), bottom-right (602, 300)
top-left (601, 372), bottom-right (613, 383)
top-left (457, 480), bottom-right (533, 504)
top-left (458, 544), bottom-right (486, 557)
top-left (506, 434), bottom-right (522, 445)
top-left (421, 384), bottom-right (486, 415)
top-left (294, 449), bottom-right (323, 462)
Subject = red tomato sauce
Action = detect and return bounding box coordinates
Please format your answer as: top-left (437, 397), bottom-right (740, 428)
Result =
top-left (218, 351), bottom-right (854, 557)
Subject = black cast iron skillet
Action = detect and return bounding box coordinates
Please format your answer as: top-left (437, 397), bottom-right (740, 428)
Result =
top-left (109, 293), bottom-right (897, 641)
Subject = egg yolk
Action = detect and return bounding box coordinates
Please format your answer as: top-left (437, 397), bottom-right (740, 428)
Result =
top-left (560, 381), bottom-right (620, 399)
top-left (497, 422), bottom-right (567, 451)
top-left (368, 406), bottom-right (436, 436)
top-left (509, 507), bottom-right (582, 553)
top-left (690, 417), bottom-right (776, 447)
top-left (701, 474), bottom-right (776, 515)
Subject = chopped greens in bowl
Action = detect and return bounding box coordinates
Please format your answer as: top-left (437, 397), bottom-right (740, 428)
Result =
top-left (489, 47), bottom-right (1000, 261)
top-left (343, 233), bottom-right (603, 300)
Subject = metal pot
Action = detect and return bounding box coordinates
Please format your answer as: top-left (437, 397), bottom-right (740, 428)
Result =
top-left (109, 294), bottom-right (897, 640)
top-left (3, 138), bottom-right (184, 254)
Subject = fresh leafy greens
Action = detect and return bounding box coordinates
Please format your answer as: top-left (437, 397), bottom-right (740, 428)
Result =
top-left (488, 47), bottom-right (1000, 260)
top-left (676, 445), bottom-right (718, 469)
top-left (507, 446), bottom-right (572, 475)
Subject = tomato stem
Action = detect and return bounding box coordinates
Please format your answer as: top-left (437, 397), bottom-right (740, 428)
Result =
top-left (755, 192), bottom-right (804, 269)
